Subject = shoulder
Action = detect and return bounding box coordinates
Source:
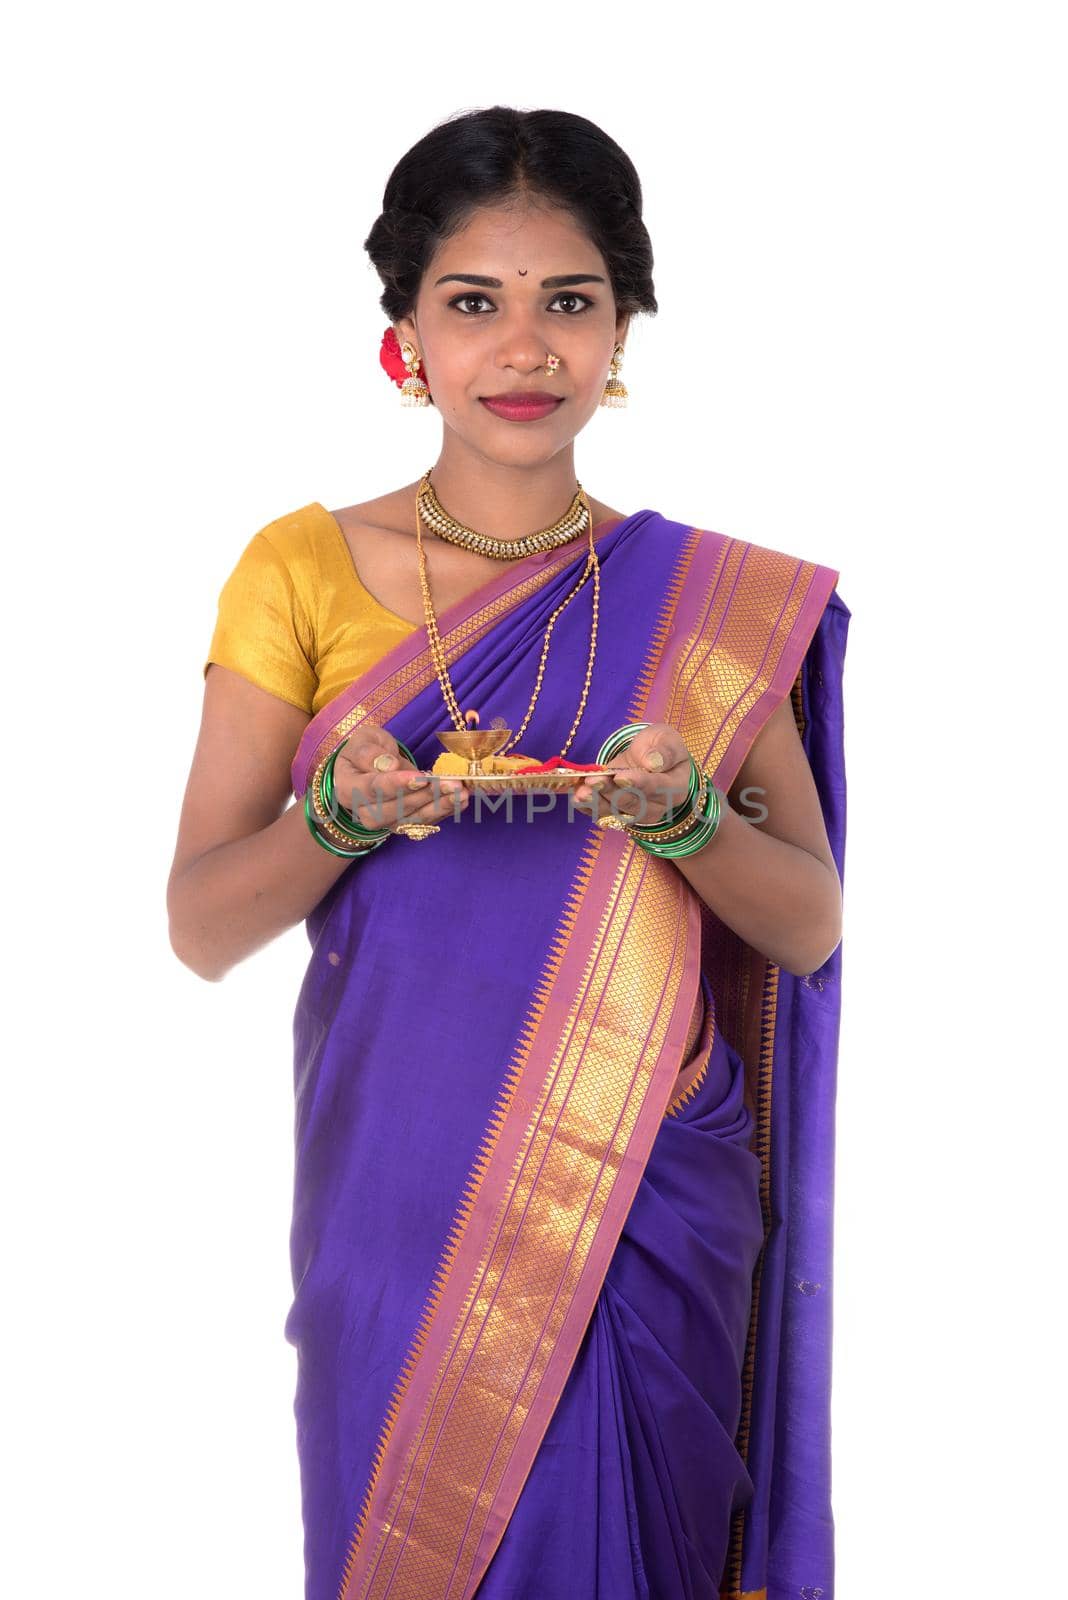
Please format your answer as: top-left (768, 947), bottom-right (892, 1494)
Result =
top-left (232, 501), bottom-right (348, 618)
top-left (249, 500), bottom-right (337, 570)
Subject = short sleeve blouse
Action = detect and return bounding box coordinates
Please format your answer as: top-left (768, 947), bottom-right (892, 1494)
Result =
top-left (203, 503), bottom-right (418, 716)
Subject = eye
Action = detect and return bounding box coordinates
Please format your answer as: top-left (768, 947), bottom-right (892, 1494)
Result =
top-left (550, 292), bottom-right (595, 315)
top-left (448, 292), bottom-right (495, 315)
top-left (447, 291), bottom-right (595, 316)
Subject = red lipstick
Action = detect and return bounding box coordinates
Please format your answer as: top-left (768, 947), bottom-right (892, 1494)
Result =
top-left (479, 391), bottom-right (564, 422)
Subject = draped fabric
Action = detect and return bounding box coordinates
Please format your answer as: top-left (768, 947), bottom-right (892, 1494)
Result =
top-left (285, 509), bottom-right (848, 1600)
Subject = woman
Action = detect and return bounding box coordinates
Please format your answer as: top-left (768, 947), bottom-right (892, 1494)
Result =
top-left (169, 106), bottom-right (849, 1600)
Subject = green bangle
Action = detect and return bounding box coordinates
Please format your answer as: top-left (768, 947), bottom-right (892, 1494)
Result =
top-left (624, 757), bottom-right (701, 834)
top-left (303, 788), bottom-right (387, 858)
top-left (633, 781), bottom-right (724, 858)
top-left (668, 781), bottom-right (723, 856)
top-left (595, 725), bottom-right (701, 833)
top-left (595, 722), bottom-right (652, 764)
top-left (322, 746), bottom-right (393, 842)
top-left (322, 737), bottom-right (423, 841)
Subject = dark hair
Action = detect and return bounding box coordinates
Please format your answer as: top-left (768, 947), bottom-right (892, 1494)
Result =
top-left (363, 106), bottom-right (658, 325)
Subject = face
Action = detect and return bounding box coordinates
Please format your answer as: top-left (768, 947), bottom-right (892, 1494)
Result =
top-left (393, 199), bottom-right (629, 458)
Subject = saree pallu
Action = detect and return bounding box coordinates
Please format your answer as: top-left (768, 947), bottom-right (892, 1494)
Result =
top-left (287, 509), bottom-right (849, 1600)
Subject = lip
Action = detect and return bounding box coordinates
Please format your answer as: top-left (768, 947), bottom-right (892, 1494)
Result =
top-left (479, 394), bottom-right (564, 422)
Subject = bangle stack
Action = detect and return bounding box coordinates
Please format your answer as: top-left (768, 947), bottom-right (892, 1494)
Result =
top-left (593, 722), bottom-right (725, 859)
top-left (304, 739), bottom-right (420, 859)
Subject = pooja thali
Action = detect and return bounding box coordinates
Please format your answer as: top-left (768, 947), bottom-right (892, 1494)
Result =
top-left (428, 726), bottom-right (617, 793)
top-left (445, 767), bottom-right (613, 793)
top-left (431, 722), bottom-right (616, 793)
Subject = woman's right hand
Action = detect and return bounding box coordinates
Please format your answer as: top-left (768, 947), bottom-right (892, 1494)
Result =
top-left (331, 725), bottom-right (469, 832)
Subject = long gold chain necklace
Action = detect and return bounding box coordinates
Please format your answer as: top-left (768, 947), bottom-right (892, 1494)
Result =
top-left (414, 469), bottom-right (600, 757)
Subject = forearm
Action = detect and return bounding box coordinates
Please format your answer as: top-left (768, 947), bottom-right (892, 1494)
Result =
top-left (168, 799), bottom-right (355, 982)
top-left (669, 800), bottom-right (842, 977)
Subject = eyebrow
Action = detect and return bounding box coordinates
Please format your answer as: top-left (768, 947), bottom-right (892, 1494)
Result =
top-left (433, 273), bottom-right (606, 289)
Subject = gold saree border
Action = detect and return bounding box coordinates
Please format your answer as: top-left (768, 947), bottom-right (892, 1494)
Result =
top-left (657, 533), bottom-right (824, 789)
top-left (347, 839), bottom-right (697, 1599)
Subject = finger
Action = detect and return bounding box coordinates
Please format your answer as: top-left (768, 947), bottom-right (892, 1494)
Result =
top-left (341, 731), bottom-right (393, 766)
top-left (612, 760), bottom-right (689, 794)
top-left (344, 754), bottom-right (431, 792)
top-left (607, 767), bottom-right (663, 797)
top-left (629, 732), bottom-right (687, 774)
top-left (350, 781), bottom-right (468, 831)
top-left (575, 783), bottom-right (636, 820)
top-left (398, 783), bottom-right (470, 823)
top-left (596, 778), bottom-right (669, 827)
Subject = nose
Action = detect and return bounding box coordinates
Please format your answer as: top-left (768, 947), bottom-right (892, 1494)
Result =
top-left (491, 312), bottom-right (556, 373)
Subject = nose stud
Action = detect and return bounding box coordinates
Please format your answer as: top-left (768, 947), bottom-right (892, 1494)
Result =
top-left (545, 352), bottom-right (560, 374)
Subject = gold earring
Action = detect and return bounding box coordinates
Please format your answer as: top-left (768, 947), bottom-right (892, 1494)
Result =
top-left (399, 341), bottom-right (430, 407)
top-left (599, 343), bottom-right (628, 408)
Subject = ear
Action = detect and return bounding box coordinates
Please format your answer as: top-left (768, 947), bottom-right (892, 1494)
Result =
top-left (614, 310), bottom-right (631, 347)
top-left (392, 317), bottom-right (418, 353)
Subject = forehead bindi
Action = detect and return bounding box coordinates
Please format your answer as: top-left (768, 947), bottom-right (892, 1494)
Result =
top-left (431, 211), bottom-right (604, 290)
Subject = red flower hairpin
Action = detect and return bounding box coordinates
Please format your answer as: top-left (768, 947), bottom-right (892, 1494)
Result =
top-left (380, 326), bottom-right (433, 404)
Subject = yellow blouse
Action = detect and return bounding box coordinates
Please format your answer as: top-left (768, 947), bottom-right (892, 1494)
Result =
top-left (203, 501), bottom-right (418, 717)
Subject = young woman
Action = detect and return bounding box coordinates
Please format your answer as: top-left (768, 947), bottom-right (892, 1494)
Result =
top-left (169, 106), bottom-right (849, 1600)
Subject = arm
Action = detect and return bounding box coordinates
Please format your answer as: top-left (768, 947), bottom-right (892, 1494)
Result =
top-left (672, 692), bottom-right (842, 977)
top-left (170, 667), bottom-right (471, 981)
top-left (576, 692), bottom-right (842, 977)
top-left (166, 665), bottom-right (353, 982)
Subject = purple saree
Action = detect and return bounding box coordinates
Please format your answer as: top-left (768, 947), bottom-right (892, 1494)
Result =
top-left (286, 509), bottom-right (849, 1600)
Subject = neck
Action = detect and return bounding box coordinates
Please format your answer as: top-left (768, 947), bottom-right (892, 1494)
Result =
top-left (423, 437), bottom-right (586, 542)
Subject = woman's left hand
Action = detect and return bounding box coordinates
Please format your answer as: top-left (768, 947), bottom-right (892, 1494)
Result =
top-left (572, 723), bottom-right (693, 827)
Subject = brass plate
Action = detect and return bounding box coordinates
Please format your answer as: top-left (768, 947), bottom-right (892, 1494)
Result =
top-left (450, 768), bottom-right (613, 793)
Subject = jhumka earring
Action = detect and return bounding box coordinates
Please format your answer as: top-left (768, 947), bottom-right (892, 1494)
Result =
top-left (599, 343), bottom-right (628, 408)
top-left (399, 340), bottom-right (430, 407)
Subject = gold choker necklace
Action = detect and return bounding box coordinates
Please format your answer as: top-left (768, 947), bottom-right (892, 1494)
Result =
top-left (417, 468), bottom-right (590, 560)
top-left (414, 470), bottom-right (600, 756)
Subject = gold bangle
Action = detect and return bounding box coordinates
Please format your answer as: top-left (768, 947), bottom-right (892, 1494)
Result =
top-left (309, 753), bottom-right (389, 852)
top-left (599, 772), bottom-right (710, 841)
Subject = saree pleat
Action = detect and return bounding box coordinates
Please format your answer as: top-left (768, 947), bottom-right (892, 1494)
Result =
top-left (284, 509), bottom-right (847, 1600)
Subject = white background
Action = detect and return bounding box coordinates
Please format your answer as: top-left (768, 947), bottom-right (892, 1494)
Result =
top-left (4, 3), bottom-right (1064, 1595)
